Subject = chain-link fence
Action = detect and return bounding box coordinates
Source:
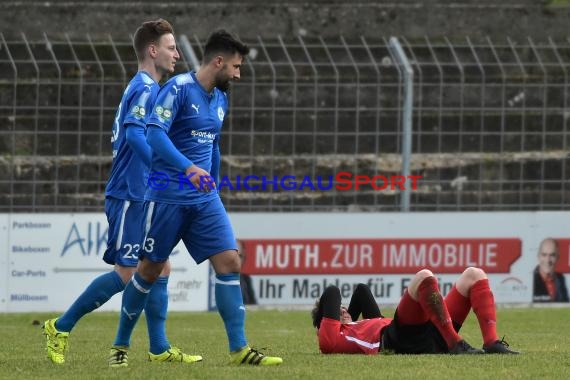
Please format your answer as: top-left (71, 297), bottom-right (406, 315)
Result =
top-left (0, 34), bottom-right (568, 212)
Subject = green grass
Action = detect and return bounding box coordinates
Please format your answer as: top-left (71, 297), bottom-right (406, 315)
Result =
top-left (2, 308), bottom-right (570, 380)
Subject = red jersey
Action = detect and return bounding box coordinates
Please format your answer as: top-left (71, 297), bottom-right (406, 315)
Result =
top-left (317, 316), bottom-right (393, 355)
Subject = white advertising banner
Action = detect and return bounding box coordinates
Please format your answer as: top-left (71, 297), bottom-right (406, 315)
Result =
top-left (228, 212), bottom-right (570, 306)
top-left (5, 214), bottom-right (209, 312)
top-left (1, 212), bottom-right (569, 312)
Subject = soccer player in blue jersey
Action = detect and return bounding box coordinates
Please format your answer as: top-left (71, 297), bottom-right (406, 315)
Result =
top-left (43, 19), bottom-right (201, 365)
top-left (108, 29), bottom-right (283, 367)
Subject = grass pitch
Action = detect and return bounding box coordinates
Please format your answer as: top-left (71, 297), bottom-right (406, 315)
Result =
top-left (1, 307), bottom-right (569, 380)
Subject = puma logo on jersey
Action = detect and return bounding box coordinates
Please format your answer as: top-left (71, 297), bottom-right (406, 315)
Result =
top-left (191, 104), bottom-right (200, 114)
top-left (172, 85), bottom-right (180, 94)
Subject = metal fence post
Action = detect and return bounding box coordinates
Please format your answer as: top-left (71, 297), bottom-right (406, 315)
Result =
top-left (388, 37), bottom-right (413, 212)
top-left (179, 35), bottom-right (200, 72)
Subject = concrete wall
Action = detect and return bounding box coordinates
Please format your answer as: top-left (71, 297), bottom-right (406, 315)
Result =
top-left (1, 0), bottom-right (568, 40)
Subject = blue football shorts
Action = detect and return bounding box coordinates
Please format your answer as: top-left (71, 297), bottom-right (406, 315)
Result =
top-left (103, 197), bottom-right (146, 267)
top-left (139, 196), bottom-right (237, 264)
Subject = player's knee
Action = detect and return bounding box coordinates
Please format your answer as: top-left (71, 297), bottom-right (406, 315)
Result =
top-left (355, 283), bottom-right (368, 292)
top-left (353, 283), bottom-right (373, 298)
top-left (210, 249), bottom-right (241, 274)
top-left (159, 260), bottom-right (172, 276)
top-left (463, 266), bottom-right (487, 281)
top-left (115, 265), bottom-right (137, 284)
top-left (323, 285), bottom-right (341, 299)
top-left (138, 258), bottom-right (164, 283)
top-left (407, 269), bottom-right (435, 298)
top-left (415, 269), bottom-right (434, 280)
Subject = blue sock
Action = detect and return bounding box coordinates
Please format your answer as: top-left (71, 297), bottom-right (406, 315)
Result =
top-left (56, 271), bottom-right (125, 332)
top-left (113, 272), bottom-right (154, 347)
top-left (215, 273), bottom-right (247, 352)
top-left (145, 276), bottom-right (170, 354)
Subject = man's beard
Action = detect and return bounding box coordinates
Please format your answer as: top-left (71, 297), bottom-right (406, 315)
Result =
top-left (215, 76), bottom-right (231, 92)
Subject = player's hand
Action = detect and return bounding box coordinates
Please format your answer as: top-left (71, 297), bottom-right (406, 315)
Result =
top-left (185, 164), bottom-right (216, 192)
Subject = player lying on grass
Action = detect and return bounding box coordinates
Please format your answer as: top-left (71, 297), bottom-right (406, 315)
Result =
top-left (312, 267), bottom-right (519, 355)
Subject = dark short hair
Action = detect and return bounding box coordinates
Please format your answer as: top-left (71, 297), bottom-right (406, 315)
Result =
top-left (203, 29), bottom-right (249, 62)
top-left (133, 19), bottom-right (175, 62)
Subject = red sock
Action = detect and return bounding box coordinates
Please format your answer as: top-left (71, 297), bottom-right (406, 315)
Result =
top-left (470, 279), bottom-right (498, 346)
top-left (445, 285), bottom-right (471, 327)
top-left (417, 276), bottom-right (461, 348)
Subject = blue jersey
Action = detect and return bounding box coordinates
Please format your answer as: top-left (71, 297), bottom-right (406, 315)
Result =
top-left (145, 71), bottom-right (228, 205)
top-left (105, 72), bottom-right (159, 201)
